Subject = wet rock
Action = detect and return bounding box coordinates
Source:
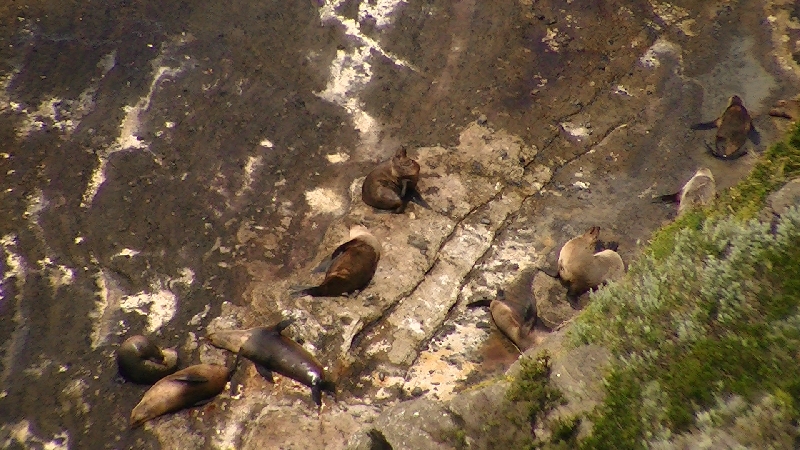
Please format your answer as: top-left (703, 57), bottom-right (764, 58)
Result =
top-left (531, 271), bottom-right (576, 330)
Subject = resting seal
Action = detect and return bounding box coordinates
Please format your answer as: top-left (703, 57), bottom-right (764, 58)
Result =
top-left (293, 225), bottom-right (381, 297)
top-left (656, 168), bottom-right (716, 216)
top-left (691, 95), bottom-right (756, 160)
top-left (117, 335), bottom-right (179, 384)
top-left (130, 363), bottom-right (233, 428)
top-left (235, 319), bottom-right (336, 407)
top-left (362, 147), bottom-right (428, 213)
top-left (467, 289), bottom-right (536, 351)
top-left (556, 227), bottom-right (625, 298)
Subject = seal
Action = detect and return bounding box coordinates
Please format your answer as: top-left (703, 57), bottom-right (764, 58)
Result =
top-left (769, 96), bottom-right (800, 121)
top-left (234, 319), bottom-right (336, 407)
top-left (361, 147), bottom-right (429, 213)
top-left (691, 95), bottom-right (756, 160)
top-left (556, 227), bottom-right (625, 298)
top-left (655, 168), bottom-right (715, 216)
top-left (130, 363), bottom-right (233, 428)
top-left (293, 225), bottom-right (381, 297)
top-left (117, 335), bottom-right (179, 384)
top-left (467, 289), bottom-right (536, 351)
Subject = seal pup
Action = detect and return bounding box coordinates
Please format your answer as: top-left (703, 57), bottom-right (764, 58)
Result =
top-left (130, 363), bottom-right (233, 428)
top-left (691, 95), bottom-right (757, 159)
top-left (467, 289), bottom-right (536, 352)
top-left (556, 227), bottom-right (625, 298)
top-left (292, 225), bottom-right (381, 297)
top-left (234, 319), bottom-right (336, 407)
top-left (362, 146), bottom-right (429, 213)
top-left (117, 335), bottom-right (179, 384)
top-left (655, 168), bottom-right (716, 216)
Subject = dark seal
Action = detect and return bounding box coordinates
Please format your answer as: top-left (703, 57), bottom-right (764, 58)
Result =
top-left (117, 335), bottom-right (179, 384)
top-left (691, 95), bottom-right (757, 160)
top-left (294, 225), bottom-right (381, 297)
top-left (235, 319), bottom-right (336, 407)
top-left (362, 147), bottom-right (428, 213)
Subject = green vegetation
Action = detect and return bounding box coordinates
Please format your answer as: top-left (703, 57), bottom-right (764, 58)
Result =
top-left (444, 351), bottom-right (575, 450)
top-left (571, 122), bottom-right (800, 448)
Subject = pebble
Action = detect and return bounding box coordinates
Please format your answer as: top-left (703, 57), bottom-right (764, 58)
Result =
top-left (477, 114), bottom-right (488, 125)
top-left (480, 218), bottom-right (491, 225)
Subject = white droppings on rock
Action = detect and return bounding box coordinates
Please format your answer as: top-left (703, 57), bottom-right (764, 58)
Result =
top-left (304, 187), bottom-right (346, 216)
top-left (574, 181), bottom-right (591, 190)
top-left (81, 36), bottom-right (195, 208)
top-left (259, 139), bottom-right (274, 148)
top-left (317, 0), bottom-right (415, 156)
top-left (188, 304), bottom-right (211, 326)
top-left (236, 155), bottom-right (263, 197)
top-left (325, 152), bottom-right (350, 163)
top-left (560, 122), bottom-right (591, 139)
top-left (0, 420), bottom-right (70, 450)
top-left (114, 248), bottom-right (140, 258)
top-left (120, 289), bottom-right (178, 334)
top-left (639, 38), bottom-right (681, 68)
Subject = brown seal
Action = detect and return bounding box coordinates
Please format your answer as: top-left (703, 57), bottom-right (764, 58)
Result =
top-left (130, 363), bottom-right (232, 428)
top-left (769, 96), bottom-right (800, 121)
top-left (556, 227), bottom-right (625, 297)
top-left (234, 319), bottom-right (336, 407)
top-left (691, 95), bottom-right (755, 160)
top-left (117, 335), bottom-right (179, 384)
top-left (293, 225), bottom-right (381, 297)
top-left (655, 168), bottom-right (716, 216)
top-left (467, 289), bottom-right (536, 351)
top-left (362, 147), bottom-right (427, 213)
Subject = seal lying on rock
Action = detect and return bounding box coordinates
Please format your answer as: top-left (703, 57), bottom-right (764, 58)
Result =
top-left (655, 168), bottom-right (716, 216)
top-left (233, 319), bottom-right (336, 407)
top-left (769, 96), bottom-right (800, 121)
top-left (467, 289), bottom-right (536, 351)
top-left (130, 363), bottom-right (233, 428)
top-left (362, 147), bottom-right (429, 213)
top-left (555, 227), bottom-right (625, 298)
top-left (117, 335), bottom-right (179, 384)
top-left (691, 95), bottom-right (756, 160)
top-left (293, 225), bottom-right (381, 297)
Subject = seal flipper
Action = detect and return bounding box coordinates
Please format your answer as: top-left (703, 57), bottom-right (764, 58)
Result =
top-left (654, 191), bottom-right (680, 204)
top-left (406, 187), bottom-right (432, 210)
top-left (271, 319), bottom-right (294, 334)
top-left (595, 240), bottom-right (619, 253)
top-left (255, 364), bottom-right (275, 383)
top-left (748, 125), bottom-right (760, 146)
top-left (690, 120), bottom-right (719, 130)
top-left (466, 299), bottom-right (492, 308)
top-left (172, 374), bottom-right (210, 384)
top-left (537, 267), bottom-right (560, 279)
top-left (311, 384), bottom-right (323, 407)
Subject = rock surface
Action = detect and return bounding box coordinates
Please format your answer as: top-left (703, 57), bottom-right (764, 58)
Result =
top-left (1, 0), bottom-right (799, 448)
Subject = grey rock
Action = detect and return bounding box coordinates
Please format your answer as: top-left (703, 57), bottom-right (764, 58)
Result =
top-left (531, 271), bottom-right (576, 330)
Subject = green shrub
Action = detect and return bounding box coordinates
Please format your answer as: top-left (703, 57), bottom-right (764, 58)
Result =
top-left (571, 122), bottom-right (800, 448)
